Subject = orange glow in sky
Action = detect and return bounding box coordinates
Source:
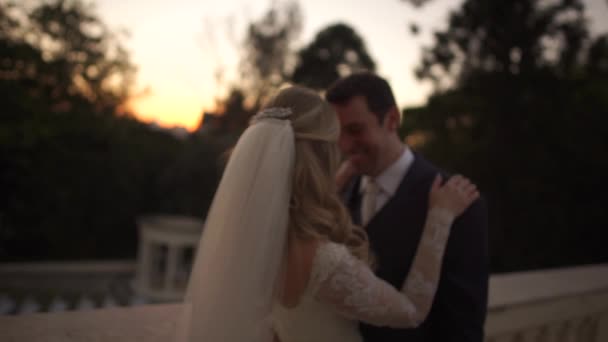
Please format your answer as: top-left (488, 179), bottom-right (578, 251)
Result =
top-left (97, 0), bottom-right (608, 131)
top-left (127, 95), bottom-right (210, 130)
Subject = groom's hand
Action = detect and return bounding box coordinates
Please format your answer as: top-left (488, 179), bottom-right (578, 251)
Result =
top-left (336, 159), bottom-right (358, 193)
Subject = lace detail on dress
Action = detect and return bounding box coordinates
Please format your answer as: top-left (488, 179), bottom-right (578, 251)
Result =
top-left (306, 207), bottom-right (455, 329)
top-left (309, 242), bottom-right (416, 327)
top-left (421, 208), bottom-right (454, 258)
top-left (308, 242), bottom-right (348, 294)
top-left (405, 270), bottom-right (435, 296)
top-left (402, 207), bottom-right (453, 299)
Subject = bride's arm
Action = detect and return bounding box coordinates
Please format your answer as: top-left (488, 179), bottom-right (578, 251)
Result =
top-left (311, 208), bottom-right (453, 328)
top-left (312, 175), bottom-right (478, 328)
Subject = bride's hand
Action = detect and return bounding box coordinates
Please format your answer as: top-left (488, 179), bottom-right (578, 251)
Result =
top-left (429, 174), bottom-right (479, 217)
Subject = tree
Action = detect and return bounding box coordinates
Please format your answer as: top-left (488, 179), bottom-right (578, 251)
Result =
top-left (239, 0), bottom-right (302, 108)
top-left (403, 0), bottom-right (608, 272)
top-left (201, 1), bottom-right (303, 137)
top-left (400, 0), bottom-right (433, 7)
top-left (0, 0), bottom-right (187, 261)
top-left (0, 0), bottom-right (135, 116)
top-left (291, 23), bottom-right (376, 90)
top-left (415, 0), bottom-right (591, 87)
top-left (195, 88), bottom-right (255, 147)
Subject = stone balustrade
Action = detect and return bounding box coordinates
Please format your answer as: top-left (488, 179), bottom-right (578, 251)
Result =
top-left (1, 264), bottom-right (607, 341)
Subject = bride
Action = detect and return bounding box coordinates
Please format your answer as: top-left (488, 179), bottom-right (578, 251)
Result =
top-left (174, 86), bottom-right (478, 342)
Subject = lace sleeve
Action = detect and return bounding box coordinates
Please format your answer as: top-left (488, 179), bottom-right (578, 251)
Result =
top-left (310, 208), bottom-right (455, 328)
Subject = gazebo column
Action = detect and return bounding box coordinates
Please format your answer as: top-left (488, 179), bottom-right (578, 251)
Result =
top-left (164, 244), bottom-right (180, 292)
top-left (134, 215), bottom-right (205, 301)
top-left (136, 235), bottom-right (153, 289)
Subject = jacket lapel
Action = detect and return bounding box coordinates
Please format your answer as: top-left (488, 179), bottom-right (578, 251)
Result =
top-left (342, 176), bottom-right (362, 226)
top-left (366, 153), bottom-right (434, 228)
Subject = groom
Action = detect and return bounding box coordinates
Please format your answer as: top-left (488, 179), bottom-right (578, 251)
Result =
top-left (327, 72), bottom-right (489, 342)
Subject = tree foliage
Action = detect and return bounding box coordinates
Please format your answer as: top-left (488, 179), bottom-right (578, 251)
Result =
top-left (224, 3), bottom-right (375, 132)
top-left (291, 23), bottom-right (376, 90)
top-left (0, 1), bottom-right (224, 261)
top-left (0, 0), bottom-right (134, 115)
top-left (239, 0), bottom-right (302, 108)
top-left (402, 0), bottom-right (608, 272)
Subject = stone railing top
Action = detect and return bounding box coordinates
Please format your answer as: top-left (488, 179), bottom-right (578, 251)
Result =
top-left (2, 264), bottom-right (608, 341)
top-left (0, 303), bottom-right (183, 342)
top-left (137, 215), bottom-right (204, 235)
top-left (0, 260), bottom-right (135, 274)
top-left (488, 263), bottom-right (608, 309)
top-left (3, 260), bottom-right (608, 313)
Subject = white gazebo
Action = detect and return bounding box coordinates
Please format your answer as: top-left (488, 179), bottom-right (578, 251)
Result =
top-left (132, 215), bottom-right (204, 302)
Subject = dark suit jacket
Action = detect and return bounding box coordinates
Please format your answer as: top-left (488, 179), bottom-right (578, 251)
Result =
top-left (343, 153), bottom-right (489, 342)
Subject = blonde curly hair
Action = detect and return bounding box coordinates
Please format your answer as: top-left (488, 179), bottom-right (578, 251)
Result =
top-left (261, 86), bottom-right (372, 265)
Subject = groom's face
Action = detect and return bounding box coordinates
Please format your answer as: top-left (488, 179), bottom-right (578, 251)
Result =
top-left (334, 96), bottom-right (389, 176)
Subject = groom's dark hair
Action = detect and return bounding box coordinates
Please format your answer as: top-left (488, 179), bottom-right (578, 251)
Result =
top-left (325, 72), bottom-right (397, 123)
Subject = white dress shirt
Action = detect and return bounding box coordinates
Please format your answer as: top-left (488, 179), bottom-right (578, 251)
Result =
top-left (360, 147), bottom-right (415, 220)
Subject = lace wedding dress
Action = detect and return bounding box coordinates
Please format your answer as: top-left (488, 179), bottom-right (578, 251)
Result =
top-left (272, 208), bottom-right (454, 342)
top-left (174, 101), bottom-right (462, 342)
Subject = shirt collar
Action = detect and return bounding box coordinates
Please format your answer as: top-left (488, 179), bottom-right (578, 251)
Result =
top-left (360, 147), bottom-right (415, 196)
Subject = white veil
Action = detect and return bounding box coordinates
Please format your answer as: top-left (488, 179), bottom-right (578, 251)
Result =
top-left (174, 114), bottom-right (295, 342)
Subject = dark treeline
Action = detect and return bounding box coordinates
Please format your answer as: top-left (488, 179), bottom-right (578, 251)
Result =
top-left (1, 0), bottom-right (606, 273)
top-left (401, 0), bottom-right (608, 272)
top-left (0, 0), bottom-right (224, 261)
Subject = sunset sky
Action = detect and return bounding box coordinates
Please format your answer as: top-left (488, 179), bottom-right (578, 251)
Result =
top-left (96, 0), bottom-right (608, 131)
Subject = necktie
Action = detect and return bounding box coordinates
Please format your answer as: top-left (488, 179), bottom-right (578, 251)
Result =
top-left (361, 179), bottom-right (379, 226)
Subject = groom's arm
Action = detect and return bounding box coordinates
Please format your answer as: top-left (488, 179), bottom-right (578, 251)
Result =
top-left (429, 196), bottom-right (489, 342)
